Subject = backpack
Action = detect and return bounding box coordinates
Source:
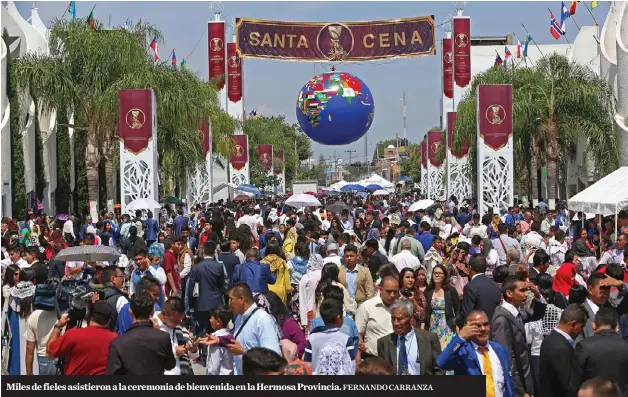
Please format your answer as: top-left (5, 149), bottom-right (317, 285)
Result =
top-left (541, 304), bottom-right (563, 336)
top-left (314, 341), bottom-right (353, 375)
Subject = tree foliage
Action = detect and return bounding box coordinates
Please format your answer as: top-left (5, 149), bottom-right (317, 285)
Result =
top-left (399, 143), bottom-right (421, 182)
top-left (243, 116), bottom-right (312, 187)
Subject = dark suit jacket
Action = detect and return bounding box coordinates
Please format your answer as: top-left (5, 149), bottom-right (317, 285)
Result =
top-left (425, 288), bottom-right (460, 332)
top-left (456, 274), bottom-right (502, 328)
top-left (539, 330), bottom-right (580, 397)
top-left (376, 328), bottom-right (443, 375)
top-left (106, 321), bottom-right (176, 375)
top-left (574, 329), bottom-right (628, 393)
top-left (187, 257), bottom-right (226, 312)
top-left (436, 334), bottom-right (514, 397)
top-left (491, 300), bottom-right (546, 397)
top-left (218, 253), bottom-right (239, 286)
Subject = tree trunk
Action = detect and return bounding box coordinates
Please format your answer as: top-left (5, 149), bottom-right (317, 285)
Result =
top-left (547, 159), bottom-right (557, 202)
top-left (530, 150), bottom-right (539, 206)
top-left (85, 121), bottom-right (100, 220)
top-left (102, 133), bottom-right (116, 213)
top-left (547, 117), bottom-right (559, 207)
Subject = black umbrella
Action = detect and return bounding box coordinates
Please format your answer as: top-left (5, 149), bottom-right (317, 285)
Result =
top-left (326, 202), bottom-right (352, 214)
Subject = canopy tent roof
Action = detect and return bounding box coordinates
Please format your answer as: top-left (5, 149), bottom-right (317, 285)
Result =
top-left (358, 173), bottom-right (395, 189)
top-left (568, 167), bottom-right (628, 216)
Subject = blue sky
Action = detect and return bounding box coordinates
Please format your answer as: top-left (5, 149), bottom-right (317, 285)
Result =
top-left (14, 1), bottom-right (609, 162)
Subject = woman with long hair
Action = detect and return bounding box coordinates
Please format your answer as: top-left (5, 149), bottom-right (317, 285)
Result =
top-left (425, 264), bottom-right (459, 351)
top-left (353, 218), bottom-right (366, 244)
top-left (262, 242), bottom-right (291, 304)
top-left (265, 291), bottom-right (306, 357)
top-left (6, 267), bottom-right (36, 375)
top-left (398, 268), bottom-right (425, 328)
top-left (314, 263), bottom-right (356, 317)
top-left (149, 232), bottom-right (166, 260)
top-left (413, 267), bottom-right (428, 328)
top-left (237, 224), bottom-right (255, 252)
top-left (329, 216), bottom-right (344, 235)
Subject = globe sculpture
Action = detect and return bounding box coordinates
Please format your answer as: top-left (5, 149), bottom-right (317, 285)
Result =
top-left (296, 71), bottom-right (375, 145)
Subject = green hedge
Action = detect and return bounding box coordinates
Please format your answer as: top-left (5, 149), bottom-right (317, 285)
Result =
top-left (55, 110), bottom-right (72, 213)
top-left (8, 57), bottom-right (26, 215)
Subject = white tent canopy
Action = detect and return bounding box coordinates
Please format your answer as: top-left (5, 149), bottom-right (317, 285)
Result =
top-left (358, 173), bottom-right (395, 190)
top-left (568, 167), bottom-right (628, 216)
top-left (330, 180), bottom-right (349, 192)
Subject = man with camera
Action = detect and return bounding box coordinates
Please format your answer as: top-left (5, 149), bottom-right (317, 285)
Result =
top-left (46, 301), bottom-right (117, 375)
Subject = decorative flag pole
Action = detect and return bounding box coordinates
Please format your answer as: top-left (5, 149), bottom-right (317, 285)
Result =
top-left (522, 24), bottom-right (544, 58)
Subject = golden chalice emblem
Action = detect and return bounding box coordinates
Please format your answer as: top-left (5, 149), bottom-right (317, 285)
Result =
top-left (229, 55), bottom-right (240, 68)
top-left (327, 25), bottom-right (346, 61)
top-left (233, 144), bottom-right (244, 157)
top-left (125, 108), bottom-right (145, 129)
top-left (444, 52), bottom-right (453, 63)
top-left (486, 104), bottom-right (506, 125)
top-left (211, 38), bottom-right (223, 52)
top-left (455, 33), bottom-right (468, 48)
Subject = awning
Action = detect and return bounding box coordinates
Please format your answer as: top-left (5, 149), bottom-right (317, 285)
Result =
top-left (568, 167), bottom-right (628, 216)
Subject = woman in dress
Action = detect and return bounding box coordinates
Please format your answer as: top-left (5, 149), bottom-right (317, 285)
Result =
top-left (413, 267), bottom-right (428, 329)
top-left (148, 232), bottom-right (166, 260)
top-left (424, 264), bottom-right (459, 352)
top-left (6, 267), bottom-right (36, 375)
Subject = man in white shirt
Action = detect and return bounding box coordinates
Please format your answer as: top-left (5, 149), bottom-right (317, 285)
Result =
top-left (463, 214), bottom-right (488, 239)
top-left (155, 297), bottom-right (198, 375)
top-left (390, 239), bottom-right (420, 272)
top-left (323, 243), bottom-right (342, 267)
top-left (63, 217), bottom-right (76, 245)
top-left (355, 276), bottom-right (399, 360)
top-left (547, 230), bottom-right (568, 268)
top-left (1, 246), bottom-right (29, 269)
top-left (540, 210), bottom-right (556, 234)
top-left (236, 208), bottom-right (258, 238)
top-left (521, 222), bottom-right (547, 258)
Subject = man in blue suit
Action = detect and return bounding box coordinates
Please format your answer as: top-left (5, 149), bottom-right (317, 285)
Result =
top-left (144, 211), bottom-right (159, 247)
top-left (437, 310), bottom-right (514, 397)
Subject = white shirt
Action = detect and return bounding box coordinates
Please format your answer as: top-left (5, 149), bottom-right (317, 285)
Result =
top-left (463, 223), bottom-right (488, 239)
top-left (390, 250), bottom-right (421, 273)
top-left (206, 328), bottom-right (234, 375)
top-left (155, 313), bottom-right (198, 375)
top-left (585, 298), bottom-right (600, 316)
top-left (298, 270), bottom-right (322, 326)
top-left (396, 327), bottom-right (420, 375)
top-left (323, 254), bottom-right (342, 267)
top-left (471, 341), bottom-right (505, 397)
top-left (355, 295), bottom-right (393, 356)
top-left (62, 220), bottom-right (75, 237)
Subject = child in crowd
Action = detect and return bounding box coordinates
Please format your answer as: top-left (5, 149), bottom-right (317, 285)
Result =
top-left (205, 306), bottom-right (234, 375)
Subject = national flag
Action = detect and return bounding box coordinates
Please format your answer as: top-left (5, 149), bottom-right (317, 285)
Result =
top-left (494, 54), bottom-right (503, 66)
top-left (504, 46), bottom-right (512, 66)
top-left (171, 49), bottom-right (177, 68)
top-left (591, 1), bottom-right (598, 9)
top-left (570, 1), bottom-right (579, 15)
top-left (560, 2), bottom-right (571, 34)
top-left (150, 38), bottom-right (159, 61)
top-left (181, 59), bottom-right (187, 70)
top-left (516, 40), bottom-right (522, 58)
top-left (88, 9), bottom-right (95, 30)
top-left (249, 110), bottom-right (258, 119)
top-left (523, 34), bottom-right (532, 57)
top-left (123, 18), bottom-right (130, 30)
top-left (550, 10), bottom-right (562, 39)
top-left (67, 1), bottom-right (76, 20)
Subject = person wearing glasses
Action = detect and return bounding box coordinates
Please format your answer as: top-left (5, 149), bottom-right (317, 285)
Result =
top-left (101, 265), bottom-right (130, 332)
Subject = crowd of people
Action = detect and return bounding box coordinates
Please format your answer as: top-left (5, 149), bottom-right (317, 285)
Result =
top-left (1, 192), bottom-right (628, 396)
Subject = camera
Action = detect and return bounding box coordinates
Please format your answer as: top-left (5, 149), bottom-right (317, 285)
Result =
top-left (401, 289), bottom-right (413, 298)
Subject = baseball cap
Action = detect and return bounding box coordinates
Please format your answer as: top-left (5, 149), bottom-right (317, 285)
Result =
top-left (91, 300), bottom-right (114, 320)
top-left (327, 243), bottom-right (339, 251)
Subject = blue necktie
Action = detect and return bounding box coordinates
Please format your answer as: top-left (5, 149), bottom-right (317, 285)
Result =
top-left (398, 336), bottom-right (408, 375)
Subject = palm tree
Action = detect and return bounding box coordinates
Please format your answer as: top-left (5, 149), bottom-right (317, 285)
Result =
top-left (11, 18), bottom-right (161, 218)
top-left (455, 54), bottom-right (618, 202)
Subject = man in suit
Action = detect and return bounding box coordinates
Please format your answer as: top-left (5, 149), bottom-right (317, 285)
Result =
top-left (539, 304), bottom-right (588, 397)
top-left (144, 211), bottom-right (159, 247)
top-left (187, 240), bottom-right (227, 335)
top-left (491, 276), bottom-right (546, 397)
top-left (528, 248), bottom-right (550, 283)
top-left (581, 273), bottom-right (612, 339)
top-left (456, 254), bottom-right (502, 328)
top-left (575, 307), bottom-right (628, 394)
top-left (437, 310), bottom-right (514, 397)
top-left (181, 227), bottom-right (198, 255)
top-left (338, 244), bottom-right (375, 306)
top-left (376, 299), bottom-right (443, 375)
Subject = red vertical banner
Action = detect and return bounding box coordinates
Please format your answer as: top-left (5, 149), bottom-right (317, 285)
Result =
top-left (452, 16), bottom-right (471, 88)
top-left (208, 22), bottom-right (226, 90)
top-left (421, 140), bottom-right (428, 168)
top-left (227, 43), bottom-right (243, 103)
top-left (230, 135), bottom-right (248, 170)
top-left (477, 85), bottom-right (513, 151)
top-left (257, 144), bottom-right (273, 172)
top-left (442, 38), bottom-right (453, 99)
top-left (118, 89), bottom-right (154, 155)
top-left (447, 112), bottom-right (470, 158)
top-left (427, 130), bottom-right (444, 167)
top-left (198, 118), bottom-right (211, 156)
top-left (274, 151), bottom-right (284, 175)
